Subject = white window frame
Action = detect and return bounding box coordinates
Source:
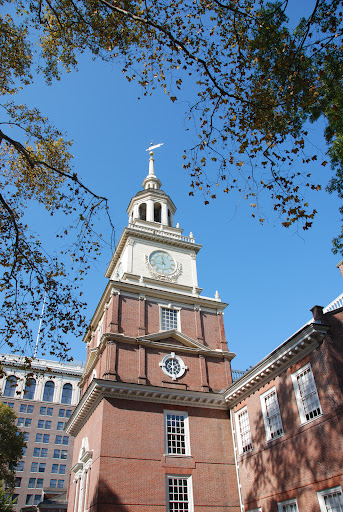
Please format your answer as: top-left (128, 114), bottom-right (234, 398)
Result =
top-left (317, 486), bottom-right (343, 512)
top-left (277, 498), bottom-right (298, 512)
top-left (291, 363), bottom-right (322, 424)
top-left (260, 387), bottom-right (284, 441)
top-left (160, 305), bottom-right (180, 332)
top-left (164, 410), bottom-right (191, 456)
top-left (166, 474), bottom-right (193, 512)
top-left (235, 406), bottom-right (253, 455)
top-left (246, 509), bottom-right (262, 512)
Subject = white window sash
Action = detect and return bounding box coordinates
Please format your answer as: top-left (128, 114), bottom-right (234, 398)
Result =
top-left (164, 410), bottom-right (190, 456)
top-left (291, 363), bottom-right (322, 424)
top-left (260, 387), bottom-right (284, 441)
top-left (235, 407), bottom-right (253, 455)
top-left (166, 474), bottom-right (193, 512)
top-left (277, 498), bottom-right (298, 512)
top-left (317, 486), bottom-right (343, 512)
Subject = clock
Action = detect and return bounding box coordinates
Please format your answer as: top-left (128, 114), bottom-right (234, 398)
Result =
top-left (149, 251), bottom-right (176, 275)
top-left (159, 352), bottom-right (187, 380)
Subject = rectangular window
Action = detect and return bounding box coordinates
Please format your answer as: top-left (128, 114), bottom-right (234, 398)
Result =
top-left (43, 434), bottom-right (50, 443)
top-left (17, 418), bottom-right (24, 427)
top-left (24, 418), bottom-right (31, 427)
top-left (317, 486), bottom-right (343, 512)
top-left (27, 405), bottom-right (34, 413)
top-left (66, 410), bottom-right (72, 418)
top-left (58, 409), bottom-right (65, 417)
top-left (51, 464), bottom-right (58, 474)
top-left (23, 432), bottom-right (29, 442)
top-left (166, 475), bottom-right (193, 512)
top-left (41, 448), bottom-right (47, 457)
top-left (260, 387), bottom-right (284, 441)
top-left (36, 479), bottom-right (43, 489)
top-left (58, 480), bottom-right (64, 489)
top-left (292, 364), bottom-right (322, 423)
top-left (45, 420), bottom-right (51, 429)
top-left (31, 462), bottom-right (38, 473)
top-left (26, 495), bottom-right (33, 505)
top-left (35, 433), bottom-right (42, 443)
top-left (62, 436), bottom-right (69, 445)
top-left (161, 307), bottom-right (178, 331)
top-left (40, 407), bottom-right (46, 415)
top-left (28, 478), bottom-right (35, 489)
top-left (17, 461), bottom-right (24, 471)
top-left (20, 404), bottom-right (26, 413)
top-left (38, 463), bottom-right (46, 473)
top-left (164, 411), bottom-right (190, 456)
top-left (53, 450), bottom-right (60, 459)
top-left (22, 446), bottom-right (27, 457)
top-left (55, 435), bottom-right (62, 444)
top-left (59, 465), bottom-right (66, 475)
top-left (14, 478), bottom-right (21, 488)
top-left (57, 422), bottom-right (64, 431)
top-left (38, 420), bottom-right (44, 429)
top-left (61, 450), bottom-right (67, 460)
top-left (34, 495), bottom-right (41, 506)
top-left (47, 407), bottom-right (53, 416)
top-left (3, 402), bottom-right (14, 408)
top-left (50, 479), bottom-right (57, 488)
top-left (277, 499), bottom-right (298, 512)
top-left (33, 448), bottom-right (40, 457)
top-left (235, 407), bottom-right (253, 454)
top-left (12, 494), bottom-right (18, 504)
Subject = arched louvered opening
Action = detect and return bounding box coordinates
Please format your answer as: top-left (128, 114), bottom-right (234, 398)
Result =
top-left (139, 203), bottom-right (147, 220)
top-left (168, 209), bottom-right (172, 227)
top-left (154, 203), bottom-right (162, 223)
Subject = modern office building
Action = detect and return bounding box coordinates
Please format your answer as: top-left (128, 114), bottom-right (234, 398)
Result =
top-left (0, 355), bottom-right (83, 511)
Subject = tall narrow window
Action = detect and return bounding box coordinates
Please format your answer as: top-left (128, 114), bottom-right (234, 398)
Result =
top-left (235, 407), bottom-right (253, 454)
top-left (317, 487), bottom-right (343, 512)
top-left (164, 411), bottom-right (190, 456)
top-left (43, 381), bottom-right (55, 402)
top-left (61, 383), bottom-right (72, 405)
top-left (24, 378), bottom-right (36, 400)
top-left (161, 308), bottom-right (178, 331)
top-left (3, 376), bottom-right (17, 397)
top-left (292, 364), bottom-right (322, 423)
top-left (260, 387), bottom-right (284, 441)
top-left (167, 475), bottom-right (193, 512)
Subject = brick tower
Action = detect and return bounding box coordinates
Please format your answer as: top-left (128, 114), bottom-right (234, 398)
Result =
top-left (66, 149), bottom-right (240, 512)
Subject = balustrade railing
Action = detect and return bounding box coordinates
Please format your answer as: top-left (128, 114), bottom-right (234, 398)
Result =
top-left (323, 293), bottom-right (343, 313)
top-left (128, 223), bottom-right (195, 243)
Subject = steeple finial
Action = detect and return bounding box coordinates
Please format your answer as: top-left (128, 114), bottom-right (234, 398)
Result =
top-left (143, 142), bottom-right (164, 190)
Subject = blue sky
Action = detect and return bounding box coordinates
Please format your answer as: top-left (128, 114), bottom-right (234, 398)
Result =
top-left (10, 5), bottom-right (343, 371)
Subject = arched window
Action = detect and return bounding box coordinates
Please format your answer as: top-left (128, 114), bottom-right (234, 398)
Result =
top-left (61, 383), bottom-right (72, 405)
top-left (24, 378), bottom-right (36, 400)
top-left (138, 203), bottom-right (146, 220)
top-left (168, 209), bottom-right (172, 227)
top-left (42, 381), bottom-right (55, 402)
top-left (3, 375), bottom-right (17, 397)
top-left (154, 203), bottom-right (161, 223)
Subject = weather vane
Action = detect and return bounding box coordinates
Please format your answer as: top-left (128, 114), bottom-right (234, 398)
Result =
top-left (146, 142), bottom-right (164, 152)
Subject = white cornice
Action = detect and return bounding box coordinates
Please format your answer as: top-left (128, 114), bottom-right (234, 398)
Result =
top-left (65, 380), bottom-right (228, 435)
top-left (105, 226), bottom-right (202, 278)
top-left (224, 322), bottom-right (329, 406)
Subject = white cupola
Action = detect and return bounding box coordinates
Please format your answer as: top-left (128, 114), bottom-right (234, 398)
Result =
top-left (127, 149), bottom-right (176, 227)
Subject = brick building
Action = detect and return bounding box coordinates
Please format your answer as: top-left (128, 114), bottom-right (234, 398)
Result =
top-left (0, 355), bottom-right (83, 511)
top-left (65, 149), bottom-right (240, 512)
top-left (225, 295), bottom-right (343, 512)
top-left (64, 149), bottom-right (343, 512)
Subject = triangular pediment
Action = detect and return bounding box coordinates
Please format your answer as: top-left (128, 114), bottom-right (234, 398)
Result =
top-left (137, 330), bottom-right (207, 351)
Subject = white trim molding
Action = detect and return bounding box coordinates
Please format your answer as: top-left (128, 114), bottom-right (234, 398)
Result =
top-left (317, 486), bottom-right (343, 512)
top-left (260, 387), bottom-right (284, 441)
top-left (277, 498), bottom-right (298, 512)
top-left (291, 362), bottom-right (322, 425)
top-left (166, 474), bottom-right (194, 512)
top-left (164, 410), bottom-right (191, 456)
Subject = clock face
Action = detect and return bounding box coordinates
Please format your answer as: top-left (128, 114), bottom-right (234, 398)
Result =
top-left (149, 251), bottom-right (176, 275)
